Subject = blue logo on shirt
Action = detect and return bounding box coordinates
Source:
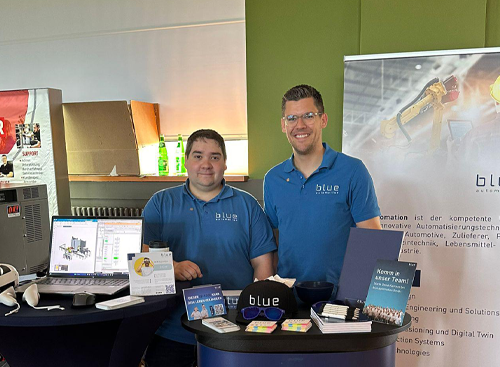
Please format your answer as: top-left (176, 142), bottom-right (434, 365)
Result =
top-left (316, 184), bottom-right (339, 195)
top-left (215, 212), bottom-right (238, 221)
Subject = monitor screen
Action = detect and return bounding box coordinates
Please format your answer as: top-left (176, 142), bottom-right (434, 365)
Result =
top-left (49, 217), bottom-right (143, 277)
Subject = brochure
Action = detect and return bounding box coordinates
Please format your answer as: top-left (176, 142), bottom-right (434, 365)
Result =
top-left (183, 284), bottom-right (226, 321)
top-left (127, 251), bottom-right (176, 296)
top-left (202, 317), bottom-right (240, 333)
top-left (363, 259), bottom-right (417, 326)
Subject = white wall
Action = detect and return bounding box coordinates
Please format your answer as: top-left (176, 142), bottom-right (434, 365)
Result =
top-left (0, 0), bottom-right (247, 138)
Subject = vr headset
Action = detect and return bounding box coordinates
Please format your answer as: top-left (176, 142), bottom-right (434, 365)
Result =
top-left (0, 264), bottom-right (19, 293)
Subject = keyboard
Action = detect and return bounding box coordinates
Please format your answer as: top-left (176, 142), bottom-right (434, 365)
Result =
top-left (38, 278), bottom-right (128, 286)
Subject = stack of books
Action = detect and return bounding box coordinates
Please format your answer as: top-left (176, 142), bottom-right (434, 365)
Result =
top-left (311, 307), bottom-right (372, 334)
top-left (202, 317), bottom-right (240, 333)
top-left (281, 319), bottom-right (312, 332)
top-left (245, 320), bottom-right (277, 333)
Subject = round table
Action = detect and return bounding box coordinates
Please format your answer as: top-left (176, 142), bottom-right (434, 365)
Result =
top-left (0, 282), bottom-right (188, 367)
top-left (182, 308), bottom-right (411, 367)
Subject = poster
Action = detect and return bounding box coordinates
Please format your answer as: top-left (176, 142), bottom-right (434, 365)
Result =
top-left (343, 48), bottom-right (500, 366)
top-left (0, 89), bottom-right (60, 216)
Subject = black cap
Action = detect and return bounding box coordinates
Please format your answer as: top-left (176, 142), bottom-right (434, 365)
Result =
top-left (235, 280), bottom-right (298, 324)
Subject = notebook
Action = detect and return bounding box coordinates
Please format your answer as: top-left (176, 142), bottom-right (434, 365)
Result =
top-left (16, 216), bottom-right (144, 295)
top-left (335, 227), bottom-right (404, 304)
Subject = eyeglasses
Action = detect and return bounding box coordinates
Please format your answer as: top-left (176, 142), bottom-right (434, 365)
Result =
top-left (241, 306), bottom-right (285, 321)
top-left (282, 112), bottom-right (322, 126)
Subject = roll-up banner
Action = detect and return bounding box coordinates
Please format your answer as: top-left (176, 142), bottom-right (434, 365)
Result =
top-left (343, 47), bottom-right (500, 366)
top-left (0, 89), bottom-right (64, 217)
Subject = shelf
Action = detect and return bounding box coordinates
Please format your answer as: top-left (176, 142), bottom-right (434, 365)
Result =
top-left (68, 175), bottom-right (249, 182)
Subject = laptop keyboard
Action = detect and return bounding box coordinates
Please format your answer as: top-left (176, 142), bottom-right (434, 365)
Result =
top-left (38, 278), bottom-right (128, 286)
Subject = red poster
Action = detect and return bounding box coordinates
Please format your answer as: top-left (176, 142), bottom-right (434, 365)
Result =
top-left (0, 90), bottom-right (29, 154)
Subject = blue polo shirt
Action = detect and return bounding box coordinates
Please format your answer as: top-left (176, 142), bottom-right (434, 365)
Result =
top-left (263, 143), bottom-right (380, 287)
top-left (143, 180), bottom-right (276, 344)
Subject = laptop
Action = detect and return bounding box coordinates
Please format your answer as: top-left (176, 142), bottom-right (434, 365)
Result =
top-left (16, 216), bottom-right (144, 295)
top-left (335, 227), bottom-right (404, 304)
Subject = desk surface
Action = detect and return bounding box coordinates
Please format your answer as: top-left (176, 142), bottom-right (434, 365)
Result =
top-left (0, 292), bottom-right (172, 327)
top-left (182, 308), bottom-right (411, 353)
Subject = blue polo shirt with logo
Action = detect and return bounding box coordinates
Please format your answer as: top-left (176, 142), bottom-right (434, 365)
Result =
top-left (143, 180), bottom-right (276, 344)
top-left (263, 143), bottom-right (380, 288)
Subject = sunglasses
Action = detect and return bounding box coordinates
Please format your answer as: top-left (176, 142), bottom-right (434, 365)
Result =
top-left (241, 306), bottom-right (285, 321)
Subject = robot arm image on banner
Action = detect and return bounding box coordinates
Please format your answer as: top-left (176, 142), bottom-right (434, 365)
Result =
top-left (380, 75), bottom-right (460, 153)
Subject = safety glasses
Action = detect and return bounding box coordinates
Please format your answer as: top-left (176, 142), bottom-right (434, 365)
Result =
top-left (241, 306), bottom-right (285, 321)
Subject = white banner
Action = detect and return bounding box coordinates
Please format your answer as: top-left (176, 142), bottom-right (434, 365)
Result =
top-left (343, 48), bottom-right (500, 366)
top-left (0, 89), bottom-right (59, 216)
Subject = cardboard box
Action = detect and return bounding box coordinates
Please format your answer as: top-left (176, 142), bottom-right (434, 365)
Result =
top-left (63, 100), bottom-right (159, 175)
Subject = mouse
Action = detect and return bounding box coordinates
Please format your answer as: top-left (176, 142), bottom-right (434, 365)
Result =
top-left (72, 292), bottom-right (96, 307)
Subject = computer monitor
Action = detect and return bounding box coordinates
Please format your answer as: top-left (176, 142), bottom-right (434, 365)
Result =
top-left (49, 217), bottom-right (143, 277)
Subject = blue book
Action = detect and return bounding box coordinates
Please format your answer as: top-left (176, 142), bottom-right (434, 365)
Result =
top-left (183, 284), bottom-right (227, 321)
top-left (363, 260), bottom-right (417, 326)
top-left (336, 228), bottom-right (404, 304)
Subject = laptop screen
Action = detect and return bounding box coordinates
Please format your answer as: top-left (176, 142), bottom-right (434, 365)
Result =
top-left (49, 217), bottom-right (143, 277)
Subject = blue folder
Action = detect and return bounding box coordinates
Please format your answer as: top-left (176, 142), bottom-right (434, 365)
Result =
top-left (335, 227), bottom-right (404, 304)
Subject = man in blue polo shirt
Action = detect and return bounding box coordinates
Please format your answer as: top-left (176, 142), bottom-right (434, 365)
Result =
top-left (264, 84), bottom-right (381, 290)
top-left (143, 129), bottom-right (276, 367)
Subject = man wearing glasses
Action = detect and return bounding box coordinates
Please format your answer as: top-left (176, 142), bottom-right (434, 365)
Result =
top-left (263, 84), bottom-right (381, 295)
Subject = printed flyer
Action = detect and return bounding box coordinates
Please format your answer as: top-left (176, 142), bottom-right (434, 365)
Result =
top-left (363, 260), bottom-right (417, 326)
top-left (127, 251), bottom-right (176, 296)
top-left (183, 284), bottom-right (226, 321)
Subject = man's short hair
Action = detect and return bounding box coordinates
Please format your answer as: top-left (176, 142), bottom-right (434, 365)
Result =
top-left (185, 129), bottom-right (227, 161)
top-left (1, 155), bottom-right (6, 159)
top-left (281, 84), bottom-right (324, 115)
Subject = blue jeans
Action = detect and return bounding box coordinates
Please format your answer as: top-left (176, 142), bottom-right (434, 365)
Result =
top-left (145, 335), bottom-right (196, 367)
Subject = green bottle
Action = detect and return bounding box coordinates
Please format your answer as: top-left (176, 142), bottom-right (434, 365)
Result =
top-left (158, 134), bottom-right (169, 176)
top-left (175, 134), bottom-right (186, 176)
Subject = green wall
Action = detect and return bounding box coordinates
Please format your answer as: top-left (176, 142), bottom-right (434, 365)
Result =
top-left (246, 0), bottom-right (500, 179)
